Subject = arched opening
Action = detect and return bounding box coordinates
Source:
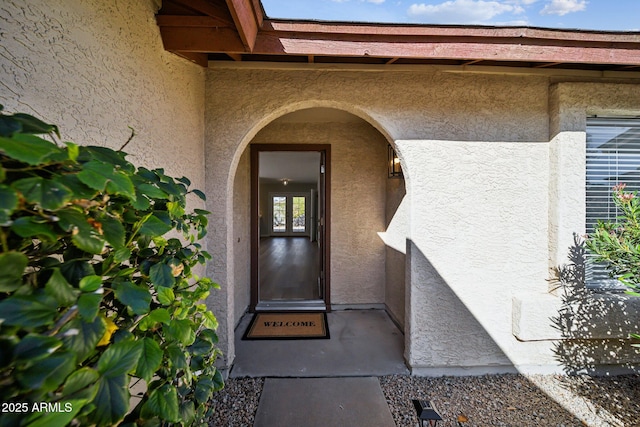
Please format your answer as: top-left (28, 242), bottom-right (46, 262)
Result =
top-left (231, 107), bottom-right (406, 326)
top-left (229, 106), bottom-right (408, 375)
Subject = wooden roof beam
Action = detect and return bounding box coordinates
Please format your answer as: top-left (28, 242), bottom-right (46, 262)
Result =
top-left (170, 0), bottom-right (235, 27)
top-left (265, 21), bottom-right (640, 43)
top-left (160, 26), bottom-right (245, 53)
top-left (175, 52), bottom-right (209, 67)
top-left (252, 32), bottom-right (640, 67)
top-left (534, 62), bottom-right (562, 68)
top-left (226, 0), bottom-right (261, 51)
top-left (156, 15), bottom-right (232, 28)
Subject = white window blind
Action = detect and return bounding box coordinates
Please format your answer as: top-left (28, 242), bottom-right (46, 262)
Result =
top-left (586, 117), bottom-right (640, 291)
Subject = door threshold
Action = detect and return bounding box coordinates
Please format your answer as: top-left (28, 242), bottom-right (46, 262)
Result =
top-left (255, 300), bottom-right (326, 312)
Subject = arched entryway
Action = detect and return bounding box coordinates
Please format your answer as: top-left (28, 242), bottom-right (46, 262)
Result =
top-left (228, 107), bottom-right (409, 377)
top-left (231, 107), bottom-right (406, 328)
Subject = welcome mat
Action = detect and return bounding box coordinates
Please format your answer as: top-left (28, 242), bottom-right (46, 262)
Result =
top-left (243, 312), bottom-right (330, 340)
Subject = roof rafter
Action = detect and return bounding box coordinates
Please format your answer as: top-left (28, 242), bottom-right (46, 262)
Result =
top-left (225, 0), bottom-right (261, 51)
top-left (156, 1), bottom-right (640, 70)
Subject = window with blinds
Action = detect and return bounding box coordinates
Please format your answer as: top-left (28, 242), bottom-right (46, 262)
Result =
top-left (586, 117), bottom-right (640, 291)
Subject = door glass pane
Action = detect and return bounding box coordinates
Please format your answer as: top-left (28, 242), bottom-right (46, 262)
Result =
top-left (272, 196), bottom-right (286, 232)
top-left (292, 196), bottom-right (306, 232)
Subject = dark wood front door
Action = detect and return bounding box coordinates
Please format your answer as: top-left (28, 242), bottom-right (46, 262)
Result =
top-left (250, 144), bottom-right (331, 312)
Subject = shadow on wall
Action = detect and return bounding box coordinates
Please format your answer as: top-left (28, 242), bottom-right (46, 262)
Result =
top-left (550, 234), bottom-right (640, 375)
top-left (407, 241), bottom-right (514, 373)
top-left (549, 234), bottom-right (640, 424)
top-left (404, 242), bottom-right (625, 425)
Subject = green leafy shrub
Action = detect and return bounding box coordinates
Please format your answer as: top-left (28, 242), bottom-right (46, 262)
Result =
top-left (586, 183), bottom-right (640, 295)
top-left (586, 183), bottom-right (640, 343)
top-left (0, 106), bottom-right (223, 426)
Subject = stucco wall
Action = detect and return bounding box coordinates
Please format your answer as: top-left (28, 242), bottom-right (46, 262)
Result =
top-left (252, 121), bottom-right (388, 305)
top-left (204, 66), bottom-right (550, 370)
top-left (400, 138), bottom-right (550, 373)
top-left (205, 62), bottom-right (640, 373)
top-left (512, 82), bottom-right (640, 374)
top-left (385, 178), bottom-right (407, 329)
top-left (0, 0), bottom-right (205, 185)
top-left (233, 149), bottom-right (251, 326)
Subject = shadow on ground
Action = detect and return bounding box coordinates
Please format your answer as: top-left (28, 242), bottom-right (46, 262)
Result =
top-left (548, 234), bottom-right (640, 426)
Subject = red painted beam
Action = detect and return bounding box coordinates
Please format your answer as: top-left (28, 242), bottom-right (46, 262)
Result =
top-left (226, 0), bottom-right (260, 51)
top-left (252, 32), bottom-right (640, 66)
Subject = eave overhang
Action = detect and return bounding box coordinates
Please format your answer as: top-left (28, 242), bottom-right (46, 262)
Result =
top-left (157, 0), bottom-right (640, 72)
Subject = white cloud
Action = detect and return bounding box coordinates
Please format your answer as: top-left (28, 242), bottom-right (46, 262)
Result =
top-left (408, 0), bottom-right (524, 24)
top-left (366, 0), bottom-right (386, 3)
top-left (503, 0), bottom-right (540, 4)
top-left (540, 0), bottom-right (587, 16)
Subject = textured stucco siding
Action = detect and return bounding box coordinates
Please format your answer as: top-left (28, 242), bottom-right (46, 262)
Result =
top-left (0, 0), bottom-right (205, 186)
top-left (401, 139), bottom-right (550, 372)
top-left (384, 178), bottom-right (407, 329)
top-left (205, 66), bottom-right (550, 369)
top-left (6, 0), bottom-right (640, 377)
top-left (514, 82), bottom-right (640, 373)
top-left (252, 121), bottom-right (388, 305)
top-left (233, 149), bottom-right (251, 325)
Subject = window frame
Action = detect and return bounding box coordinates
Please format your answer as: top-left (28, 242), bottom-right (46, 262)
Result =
top-left (585, 116), bottom-right (640, 292)
top-left (268, 192), bottom-right (309, 236)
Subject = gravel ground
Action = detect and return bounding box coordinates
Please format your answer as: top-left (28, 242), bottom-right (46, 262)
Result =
top-left (210, 377), bottom-right (264, 427)
top-left (210, 374), bottom-right (640, 426)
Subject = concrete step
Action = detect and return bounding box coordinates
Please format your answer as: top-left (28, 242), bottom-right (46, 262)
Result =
top-left (254, 377), bottom-right (396, 427)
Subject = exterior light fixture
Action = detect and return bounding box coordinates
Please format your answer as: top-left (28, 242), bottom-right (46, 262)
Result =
top-left (282, 179), bottom-right (289, 186)
top-left (388, 144), bottom-right (403, 178)
top-left (412, 400), bottom-right (443, 427)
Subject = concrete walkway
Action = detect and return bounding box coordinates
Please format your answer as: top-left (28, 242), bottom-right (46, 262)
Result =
top-left (254, 377), bottom-right (395, 427)
top-left (231, 309), bottom-right (408, 426)
top-left (231, 309), bottom-right (409, 377)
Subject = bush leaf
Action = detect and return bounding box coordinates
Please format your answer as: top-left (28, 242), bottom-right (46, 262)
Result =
top-left (22, 399), bottom-right (86, 427)
top-left (11, 216), bottom-right (58, 242)
top-left (45, 268), bottom-right (80, 306)
top-left (142, 384), bottom-right (180, 422)
top-left (97, 339), bottom-right (143, 378)
top-left (135, 337), bottom-right (163, 382)
top-left (150, 263), bottom-right (175, 288)
top-left (79, 275), bottom-right (102, 292)
top-left (0, 251), bottom-right (28, 292)
top-left (78, 160), bottom-right (135, 200)
top-left (113, 282), bottom-right (151, 315)
top-left (16, 350), bottom-right (76, 393)
top-left (14, 334), bottom-right (62, 362)
top-left (92, 374), bottom-right (129, 427)
top-left (12, 176), bottom-right (72, 210)
top-left (98, 214), bottom-right (126, 249)
top-left (62, 367), bottom-right (99, 400)
top-left (0, 294), bottom-right (57, 327)
top-left (61, 316), bottom-right (106, 363)
top-left (156, 287), bottom-right (175, 305)
top-left (166, 318), bottom-right (196, 346)
top-left (139, 214), bottom-right (173, 237)
top-left (0, 134), bottom-right (62, 165)
top-left (78, 292), bottom-right (102, 321)
top-left (0, 184), bottom-right (18, 220)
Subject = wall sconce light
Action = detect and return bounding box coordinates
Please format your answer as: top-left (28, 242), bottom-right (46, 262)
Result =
top-left (282, 179), bottom-right (289, 186)
top-left (412, 400), bottom-right (443, 426)
top-left (388, 144), bottom-right (403, 178)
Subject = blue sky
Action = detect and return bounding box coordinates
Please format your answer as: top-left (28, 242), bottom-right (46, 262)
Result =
top-left (261, 0), bottom-right (640, 31)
